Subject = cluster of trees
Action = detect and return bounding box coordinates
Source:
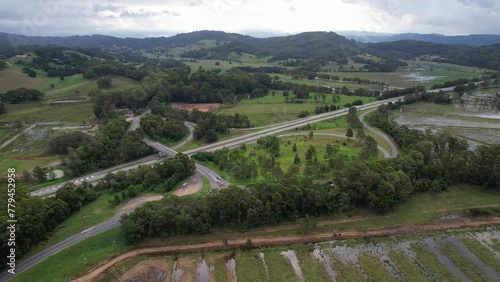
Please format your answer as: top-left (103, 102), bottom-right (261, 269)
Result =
top-left (62, 117), bottom-right (152, 176)
top-left (47, 131), bottom-right (92, 155)
top-left (143, 67), bottom-right (272, 104)
top-left (0, 88), bottom-right (44, 104)
top-left (0, 183), bottom-right (98, 270)
top-left (94, 153), bottom-right (196, 196)
top-left (83, 62), bottom-right (148, 81)
top-left (377, 86), bottom-right (426, 100)
top-left (11, 45), bottom-right (149, 79)
top-left (314, 104), bottom-right (339, 114)
top-left (141, 114), bottom-right (186, 142)
top-left (0, 60), bottom-right (6, 70)
top-left (431, 77), bottom-right (482, 90)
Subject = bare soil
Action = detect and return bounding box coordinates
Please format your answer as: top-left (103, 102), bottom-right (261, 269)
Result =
top-left (171, 103), bottom-right (223, 113)
top-left (12, 156), bottom-right (35, 160)
top-left (173, 172), bottom-right (203, 196)
top-left (72, 217), bottom-right (500, 282)
top-left (118, 259), bottom-right (168, 282)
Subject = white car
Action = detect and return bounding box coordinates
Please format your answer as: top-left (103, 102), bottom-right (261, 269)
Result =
top-left (182, 183), bottom-right (187, 187)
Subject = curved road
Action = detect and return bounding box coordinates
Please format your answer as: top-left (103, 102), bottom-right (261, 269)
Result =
top-left (359, 110), bottom-right (399, 158)
top-left (0, 196), bottom-right (163, 282)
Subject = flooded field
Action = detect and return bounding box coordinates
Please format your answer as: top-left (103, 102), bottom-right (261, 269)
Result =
top-left (394, 101), bottom-right (500, 147)
top-left (106, 228), bottom-right (500, 281)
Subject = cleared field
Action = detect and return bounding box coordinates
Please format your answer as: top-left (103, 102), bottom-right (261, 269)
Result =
top-left (218, 91), bottom-right (375, 127)
top-left (330, 60), bottom-right (485, 88)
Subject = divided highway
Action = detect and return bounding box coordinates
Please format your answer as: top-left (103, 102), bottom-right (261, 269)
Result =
top-left (7, 95), bottom-right (410, 280)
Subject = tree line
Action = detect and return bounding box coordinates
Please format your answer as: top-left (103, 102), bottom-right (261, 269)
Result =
top-left (62, 117), bottom-right (152, 177)
top-left (0, 183), bottom-right (98, 271)
top-left (0, 87), bottom-right (44, 104)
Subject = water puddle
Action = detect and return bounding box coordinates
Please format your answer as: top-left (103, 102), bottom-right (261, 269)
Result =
top-left (259, 252), bottom-right (270, 281)
top-left (394, 241), bottom-right (437, 281)
top-left (312, 247), bottom-right (337, 281)
top-left (281, 250), bottom-right (305, 282)
top-left (171, 261), bottom-right (183, 282)
top-left (225, 258), bottom-right (237, 282)
top-left (402, 72), bottom-right (444, 82)
top-left (196, 259), bottom-right (214, 282)
top-left (424, 238), bottom-right (471, 282)
top-left (447, 236), bottom-right (499, 281)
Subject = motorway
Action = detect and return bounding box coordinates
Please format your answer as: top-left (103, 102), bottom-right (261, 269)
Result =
top-left (5, 95), bottom-right (405, 280)
top-left (30, 96), bottom-right (405, 197)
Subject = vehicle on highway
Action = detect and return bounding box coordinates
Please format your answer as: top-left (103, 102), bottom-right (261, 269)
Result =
top-left (182, 183), bottom-right (187, 187)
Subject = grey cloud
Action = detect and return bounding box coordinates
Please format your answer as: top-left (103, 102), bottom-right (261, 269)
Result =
top-left (120, 9), bottom-right (155, 18)
top-left (288, 6), bottom-right (296, 12)
top-left (93, 4), bottom-right (124, 12)
top-left (163, 10), bottom-right (181, 16)
top-left (456, 0), bottom-right (496, 8)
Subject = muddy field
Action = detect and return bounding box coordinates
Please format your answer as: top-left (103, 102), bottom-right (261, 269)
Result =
top-left (101, 228), bottom-right (500, 282)
top-left (395, 102), bottom-right (500, 147)
top-left (171, 103), bottom-right (224, 113)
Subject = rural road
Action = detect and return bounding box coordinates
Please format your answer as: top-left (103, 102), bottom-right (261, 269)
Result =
top-left (359, 110), bottom-right (399, 158)
top-left (0, 196), bottom-right (163, 282)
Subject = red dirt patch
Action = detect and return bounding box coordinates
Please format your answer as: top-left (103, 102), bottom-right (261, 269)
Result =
top-left (12, 156), bottom-right (35, 160)
top-left (172, 103), bottom-right (223, 113)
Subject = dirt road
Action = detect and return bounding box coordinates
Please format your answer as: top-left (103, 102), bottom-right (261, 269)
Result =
top-left (73, 217), bottom-right (500, 281)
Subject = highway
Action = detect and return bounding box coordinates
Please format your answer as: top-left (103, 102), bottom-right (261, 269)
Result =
top-left (183, 96), bottom-right (405, 155)
top-left (30, 96), bottom-right (405, 197)
top-left (0, 196), bottom-right (162, 282)
top-left (4, 93), bottom-right (414, 280)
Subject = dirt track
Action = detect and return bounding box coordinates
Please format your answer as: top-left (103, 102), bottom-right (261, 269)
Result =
top-left (73, 217), bottom-right (500, 281)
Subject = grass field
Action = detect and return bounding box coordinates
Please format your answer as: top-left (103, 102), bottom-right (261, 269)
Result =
top-left (198, 135), bottom-right (364, 185)
top-left (11, 228), bottom-right (129, 282)
top-left (217, 91), bottom-right (375, 127)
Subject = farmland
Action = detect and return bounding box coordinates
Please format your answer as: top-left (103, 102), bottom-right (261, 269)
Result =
top-left (72, 228), bottom-right (500, 281)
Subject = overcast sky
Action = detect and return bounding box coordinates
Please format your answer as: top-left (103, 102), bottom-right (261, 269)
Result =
top-left (0, 0), bottom-right (499, 37)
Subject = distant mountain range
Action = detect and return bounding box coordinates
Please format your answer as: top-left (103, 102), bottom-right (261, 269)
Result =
top-left (1, 30), bottom-right (499, 71)
top-left (342, 32), bottom-right (500, 46)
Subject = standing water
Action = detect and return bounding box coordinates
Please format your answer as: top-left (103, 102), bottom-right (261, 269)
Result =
top-left (280, 250), bottom-right (305, 282)
top-left (259, 252), bottom-right (270, 281)
top-left (171, 261), bottom-right (184, 282)
top-left (312, 247), bottom-right (337, 281)
top-left (196, 259), bottom-right (214, 282)
top-left (225, 258), bottom-right (237, 282)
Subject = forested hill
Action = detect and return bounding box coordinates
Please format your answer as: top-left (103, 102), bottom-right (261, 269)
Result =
top-left (348, 32), bottom-right (500, 46)
top-left (366, 40), bottom-right (500, 70)
top-left (2, 30), bottom-right (500, 70)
